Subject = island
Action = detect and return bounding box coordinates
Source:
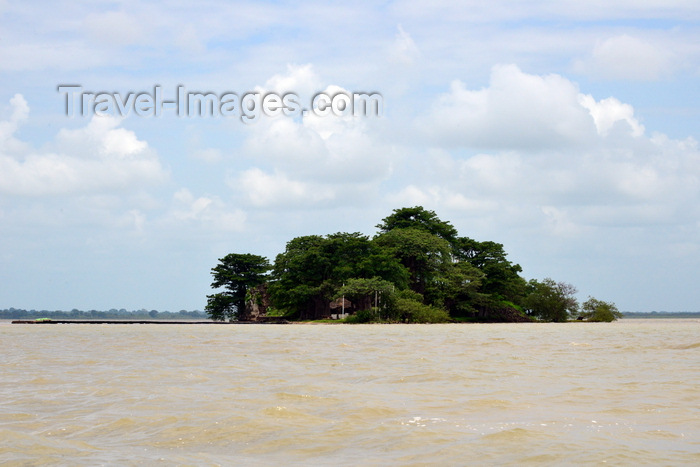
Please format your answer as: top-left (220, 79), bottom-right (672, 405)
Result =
top-left (206, 206), bottom-right (620, 324)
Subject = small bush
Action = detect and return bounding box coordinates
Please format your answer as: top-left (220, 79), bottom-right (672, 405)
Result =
top-left (579, 297), bottom-right (622, 322)
top-left (396, 298), bottom-right (450, 323)
top-left (346, 308), bottom-right (378, 323)
top-left (395, 289), bottom-right (424, 302)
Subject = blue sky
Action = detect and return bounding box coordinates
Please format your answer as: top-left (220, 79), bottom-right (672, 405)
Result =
top-left (1, 1), bottom-right (698, 312)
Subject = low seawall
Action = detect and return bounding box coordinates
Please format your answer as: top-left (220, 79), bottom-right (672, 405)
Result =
top-left (11, 319), bottom-right (290, 324)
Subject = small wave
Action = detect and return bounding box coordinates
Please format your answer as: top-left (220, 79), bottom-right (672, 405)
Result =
top-left (400, 416), bottom-right (447, 427)
top-left (672, 342), bottom-right (700, 350)
top-left (469, 398), bottom-right (514, 409)
top-left (482, 427), bottom-right (547, 442)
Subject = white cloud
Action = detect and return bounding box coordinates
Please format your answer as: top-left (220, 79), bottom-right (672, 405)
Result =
top-left (171, 24), bottom-right (207, 55)
top-left (406, 66), bottom-right (700, 234)
top-left (390, 25), bottom-right (420, 65)
top-left (0, 94), bottom-right (30, 153)
top-left (388, 184), bottom-right (498, 212)
top-left (85, 10), bottom-right (144, 46)
top-left (420, 64), bottom-right (598, 149)
top-left (574, 34), bottom-right (676, 81)
top-left (231, 64), bottom-right (699, 235)
top-left (258, 64), bottom-right (321, 99)
top-left (116, 209), bottom-right (147, 233)
top-left (541, 206), bottom-right (581, 237)
top-left (235, 106), bottom-right (393, 206)
top-left (167, 188), bottom-right (247, 231)
top-left (0, 96), bottom-right (167, 196)
top-left (231, 67), bottom-right (395, 208)
top-left (235, 168), bottom-right (335, 208)
top-left (578, 94), bottom-right (645, 137)
top-left (0, 42), bottom-right (106, 72)
top-left (242, 116), bottom-right (328, 172)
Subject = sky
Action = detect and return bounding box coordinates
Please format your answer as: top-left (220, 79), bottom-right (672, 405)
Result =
top-left (1, 1), bottom-right (699, 312)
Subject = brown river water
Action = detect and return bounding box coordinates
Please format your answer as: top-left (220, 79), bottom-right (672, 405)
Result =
top-left (1, 319), bottom-right (698, 465)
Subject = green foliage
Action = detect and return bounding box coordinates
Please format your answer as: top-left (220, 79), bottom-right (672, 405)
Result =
top-left (205, 206), bottom-right (611, 324)
top-left (345, 307), bottom-right (379, 323)
top-left (479, 300), bottom-right (533, 322)
top-left (337, 277), bottom-right (396, 315)
top-left (376, 206), bottom-right (458, 243)
top-left (395, 288), bottom-right (424, 302)
top-left (523, 278), bottom-right (578, 322)
top-left (395, 298), bottom-right (450, 323)
top-left (336, 281), bottom-right (449, 323)
top-left (431, 260), bottom-right (486, 316)
top-left (453, 237), bottom-right (525, 303)
top-left (578, 297), bottom-right (622, 322)
top-left (264, 307), bottom-right (296, 318)
top-left (206, 253), bottom-right (270, 321)
top-left (374, 227), bottom-right (452, 297)
top-left (205, 292), bottom-right (236, 322)
top-left (269, 233), bottom-right (408, 319)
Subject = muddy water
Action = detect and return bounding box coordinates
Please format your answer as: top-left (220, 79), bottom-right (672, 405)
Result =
top-left (1, 320), bottom-right (698, 465)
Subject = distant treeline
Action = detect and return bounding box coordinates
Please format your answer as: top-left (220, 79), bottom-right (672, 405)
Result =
top-left (0, 308), bottom-right (208, 320)
top-left (622, 311), bottom-right (700, 319)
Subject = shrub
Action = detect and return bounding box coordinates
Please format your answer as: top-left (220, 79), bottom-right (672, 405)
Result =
top-left (346, 308), bottom-right (379, 323)
top-left (396, 298), bottom-right (450, 323)
top-left (395, 289), bottom-right (424, 302)
top-left (579, 297), bottom-right (622, 322)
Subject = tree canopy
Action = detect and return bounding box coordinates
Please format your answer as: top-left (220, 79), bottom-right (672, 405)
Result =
top-left (205, 206), bottom-right (617, 323)
top-left (578, 297), bottom-right (622, 322)
top-left (377, 206), bottom-right (458, 243)
top-left (523, 278), bottom-right (578, 322)
top-left (205, 253), bottom-right (270, 321)
top-left (374, 227), bottom-right (452, 297)
top-left (269, 232), bottom-right (408, 320)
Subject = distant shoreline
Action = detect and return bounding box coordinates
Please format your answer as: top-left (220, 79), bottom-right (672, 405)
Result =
top-left (8, 315), bottom-right (700, 325)
top-left (622, 312), bottom-right (700, 319)
top-left (9, 319), bottom-right (290, 325)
